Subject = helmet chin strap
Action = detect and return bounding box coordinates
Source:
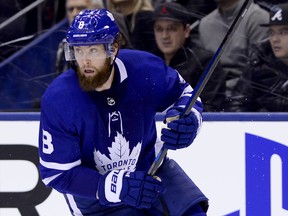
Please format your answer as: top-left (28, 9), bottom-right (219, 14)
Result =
top-left (108, 47), bottom-right (119, 74)
top-left (102, 47), bottom-right (119, 87)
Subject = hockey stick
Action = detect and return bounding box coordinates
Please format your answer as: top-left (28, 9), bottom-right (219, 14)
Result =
top-left (148, 0), bottom-right (253, 176)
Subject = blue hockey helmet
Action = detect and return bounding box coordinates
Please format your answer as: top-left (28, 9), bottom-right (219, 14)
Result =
top-left (66, 9), bottom-right (119, 45)
top-left (65, 9), bottom-right (119, 60)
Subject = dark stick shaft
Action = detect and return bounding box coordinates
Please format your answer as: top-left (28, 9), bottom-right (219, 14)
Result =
top-left (148, 0), bottom-right (253, 176)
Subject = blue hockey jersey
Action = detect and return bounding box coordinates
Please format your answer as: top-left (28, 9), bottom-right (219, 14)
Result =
top-left (38, 49), bottom-right (203, 208)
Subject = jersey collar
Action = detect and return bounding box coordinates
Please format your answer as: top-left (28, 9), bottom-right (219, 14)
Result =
top-left (115, 58), bottom-right (128, 83)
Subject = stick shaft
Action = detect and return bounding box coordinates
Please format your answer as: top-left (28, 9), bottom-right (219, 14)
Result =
top-left (184, 0), bottom-right (253, 115)
top-left (148, 0), bottom-right (253, 176)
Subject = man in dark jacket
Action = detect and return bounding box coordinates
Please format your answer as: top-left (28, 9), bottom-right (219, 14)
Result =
top-left (152, 2), bottom-right (226, 112)
top-left (228, 3), bottom-right (288, 112)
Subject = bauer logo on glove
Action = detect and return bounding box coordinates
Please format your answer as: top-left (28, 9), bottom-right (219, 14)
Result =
top-left (98, 170), bottom-right (163, 209)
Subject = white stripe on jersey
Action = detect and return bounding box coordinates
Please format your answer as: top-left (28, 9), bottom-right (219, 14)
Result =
top-left (66, 194), bottom-right (83, 216)
top-left (42, 173), bottom-right (62, 185)
top-left (40, 157), bottom-right (81, 170)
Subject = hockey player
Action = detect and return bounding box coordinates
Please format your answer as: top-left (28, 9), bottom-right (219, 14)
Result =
top-left (38, 8), bottom-right (208, 215)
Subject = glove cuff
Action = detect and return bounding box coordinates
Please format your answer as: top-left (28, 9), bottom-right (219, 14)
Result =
top-left (98, 170), bottom-right (126, 204)
top-left (191, 107), bottom-right (202, 134)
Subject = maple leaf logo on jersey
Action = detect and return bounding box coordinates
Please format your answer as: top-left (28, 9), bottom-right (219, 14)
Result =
top-left (93, 132), bottom-right (142, 174)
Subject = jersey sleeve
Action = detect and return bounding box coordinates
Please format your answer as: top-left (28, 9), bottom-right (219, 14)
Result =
top-left (38, 90), bottom-right (101, 199)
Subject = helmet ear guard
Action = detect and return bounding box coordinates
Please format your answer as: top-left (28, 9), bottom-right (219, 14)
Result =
top-left (64, 43), bottom-right (75, 61)
top-left (106, 44), bottom-right (115, 56)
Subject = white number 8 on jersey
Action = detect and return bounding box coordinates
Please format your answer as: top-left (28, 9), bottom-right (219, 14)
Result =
top-left (42, 129), bottom-right (54, 154)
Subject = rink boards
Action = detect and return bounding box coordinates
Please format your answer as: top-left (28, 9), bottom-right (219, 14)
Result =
top-left (0, 112), bottom-right (287, 216)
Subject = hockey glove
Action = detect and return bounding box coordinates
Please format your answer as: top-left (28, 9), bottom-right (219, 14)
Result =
top-left (97, 170), bottom-right (163, 209)
top-left (161, 107), bottom-right (201, 150)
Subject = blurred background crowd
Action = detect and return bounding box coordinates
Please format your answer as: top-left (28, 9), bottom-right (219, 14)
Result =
top-left (1, 0), bottom-right (288, 112)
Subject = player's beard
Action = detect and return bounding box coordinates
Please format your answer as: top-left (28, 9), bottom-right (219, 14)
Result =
top-left (76, 58), bottom-right (112, 92)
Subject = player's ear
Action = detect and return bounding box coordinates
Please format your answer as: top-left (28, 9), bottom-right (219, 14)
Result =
top-left (113, 42), bottom-right (120, 53)
top-left (185, 23), bottom-right (191, 38)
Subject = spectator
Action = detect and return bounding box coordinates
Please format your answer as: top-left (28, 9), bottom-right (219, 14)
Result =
top-left (106, 0), bottom-right (156, 52)
top-left (65, 0), bottom-right (96, 24)
top-left (229, 3), bottom-right (288, 112)
top-left (196, 0), bottom-right (269, 107)
top-left (152, 2), bottom-right (226, 112)
top-left (152, 0), bottom-right (217, 23)
top-left (56, 0), bottom-right (130, 75)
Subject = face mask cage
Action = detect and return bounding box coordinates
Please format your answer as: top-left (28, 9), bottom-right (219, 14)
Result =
top-left (64, 42), bottom-right (114, 61)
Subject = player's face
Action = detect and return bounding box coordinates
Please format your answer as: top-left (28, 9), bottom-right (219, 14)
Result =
top-left (66, 0), bottom-right (94, 24)
top-left (74, 45), bottom-right (112, 91)
top-left (269, 25), bottom-right (288, 60)
top-left (154, 20), bottom-right (190, 60)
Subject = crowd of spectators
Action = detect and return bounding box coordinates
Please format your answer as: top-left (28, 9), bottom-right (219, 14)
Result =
top-left (195, 0), bottom-right (270, 105)
top-left (228, 3), bottom-right (288, 112)
top-left (2, 0), bottom-right (288, 112)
